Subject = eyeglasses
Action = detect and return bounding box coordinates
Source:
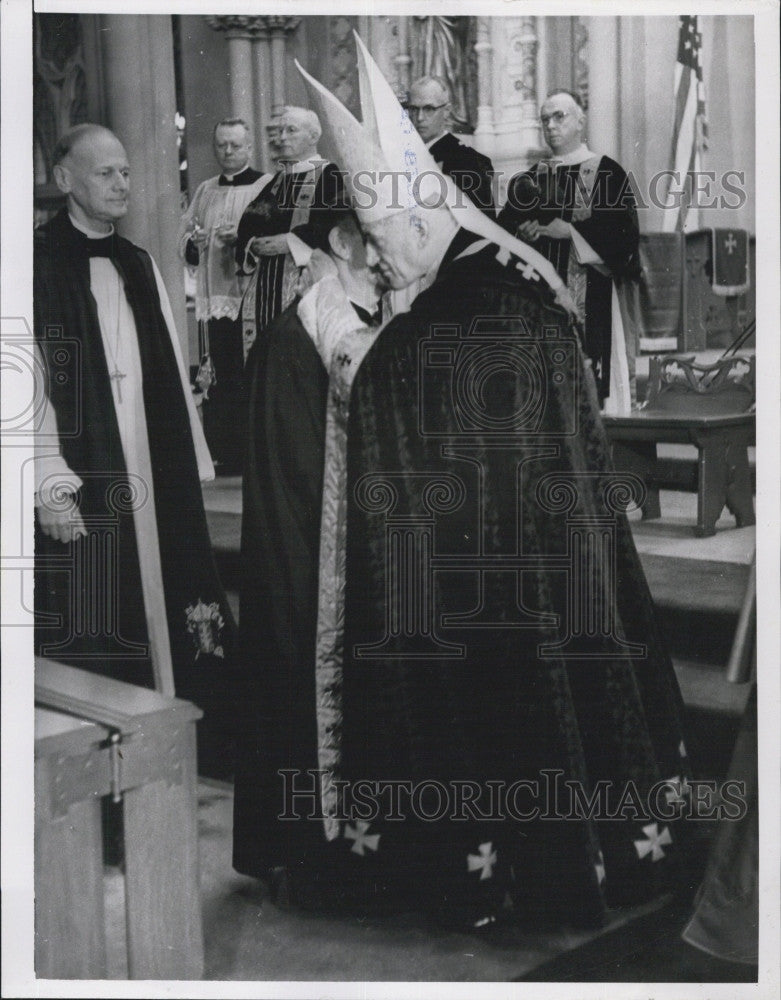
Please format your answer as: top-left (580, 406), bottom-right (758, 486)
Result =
top-left (406, 103), bottom-right (447, 116)
top-left (540, 111), bottom-right (571, 127)
top-left (266, 125), bottom-right (302, 137)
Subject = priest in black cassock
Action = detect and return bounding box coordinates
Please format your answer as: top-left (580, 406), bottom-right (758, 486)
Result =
top-left (282, 37), bottom-right (693, 934)
top-left (407, 75), bottom-right (495, 217)
top-left (34, 124), bottom-right (236, 777)
top-left (499, 89), bottom-right (641, 412)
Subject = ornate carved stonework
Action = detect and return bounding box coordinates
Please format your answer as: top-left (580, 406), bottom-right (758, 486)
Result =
top-left (205, 15), bottom-right (300, 39)
top-left (330, 17), bottom-right (359, 115)
top-left (34, 13), bottom-right (88, 185)
top-left (519, 17), bottom-right (538, 106)
top-left (573, 17), bottom-right (589, 110)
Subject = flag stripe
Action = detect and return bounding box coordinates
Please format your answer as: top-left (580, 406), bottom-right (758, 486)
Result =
top-left (663, 15), bottom-right (707, 232)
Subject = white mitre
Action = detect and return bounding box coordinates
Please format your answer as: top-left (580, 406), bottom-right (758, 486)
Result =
top-left (295, 32), bottom-right (578, 316)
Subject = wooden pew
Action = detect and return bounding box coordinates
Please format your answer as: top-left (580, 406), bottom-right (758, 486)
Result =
top-left (34, 658), bottom-right (204, 980)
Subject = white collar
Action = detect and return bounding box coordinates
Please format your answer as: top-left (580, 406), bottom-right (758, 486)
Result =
top-left (425, 131), bottom-right (449, 149)
top-left (281, 154), bottom-right (325, 174)
top-left (545, 143), bottom-right (596, 167)
top-left (221, 165), bottom-right (251, 181)
top-left (69, 214), bottom-right (115, 239)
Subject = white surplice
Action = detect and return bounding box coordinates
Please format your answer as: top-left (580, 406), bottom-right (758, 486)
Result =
top-left (34, 216), bottom-right (213, 694)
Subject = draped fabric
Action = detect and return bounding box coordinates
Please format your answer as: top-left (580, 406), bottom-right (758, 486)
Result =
top-left (428, 132), bottom-right (496, 217)
top-left (329, 229), bottom-right (692, 927)
top-left (178, 167), bottom-right (267, 322)
top-left (234, 281), bottom-right (382, 881)
top-left (34, 209), bottom-right (236, 775)
top-left (233, 302), bottom-right (330, 878)
top-left (499, 155), bottom-right (640, 403)
top-left (236, 161), bottom-right (346, 352)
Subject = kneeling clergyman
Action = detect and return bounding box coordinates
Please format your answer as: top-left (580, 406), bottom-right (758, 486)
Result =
top-left (234, 202), bottom-right (385, 891)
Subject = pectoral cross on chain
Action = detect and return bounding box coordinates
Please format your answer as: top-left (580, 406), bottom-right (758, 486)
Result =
top-left (110, 367), bottom-right (127, 403)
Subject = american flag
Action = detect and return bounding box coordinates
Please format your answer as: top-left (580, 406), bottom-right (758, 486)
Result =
top-left (662, 15), bottom-right (708, 232)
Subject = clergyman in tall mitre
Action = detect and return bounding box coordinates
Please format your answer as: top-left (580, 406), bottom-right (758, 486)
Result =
top-left (260, 35), bottom-right (693, 933)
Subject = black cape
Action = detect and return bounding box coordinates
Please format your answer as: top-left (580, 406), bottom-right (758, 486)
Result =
top-left (429, 132), bottom-right (496, 217)
top-left (34, 209), bottom-right (236, 776)
top-left (330, 228), bottom-right (690, 927)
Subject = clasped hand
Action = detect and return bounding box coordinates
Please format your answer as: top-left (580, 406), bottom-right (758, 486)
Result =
top-left (249, 234), bottom-right (290, 256)
top-left (517, 218), bottom-right (571, 242)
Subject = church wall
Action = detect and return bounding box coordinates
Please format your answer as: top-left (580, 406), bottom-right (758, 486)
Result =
top-left (580, 15), bottom-right (755, 235)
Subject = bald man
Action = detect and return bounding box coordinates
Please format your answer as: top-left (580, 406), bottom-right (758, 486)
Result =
top-left (499, 89), bottom-right (641, 412)
top-left (407, 76), bottom-right (495, 216)
top-left (34, 123), bottom-right (236, 777)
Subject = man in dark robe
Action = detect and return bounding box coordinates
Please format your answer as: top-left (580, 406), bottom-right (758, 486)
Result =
top-left (233, 209), bottom-right (382, 889)
top-left (498, 89), bottom-right (641, 410)
top-left (34, 124), bottom-right (236, 777)
top-left (235, 106), bottom-right (345, 354)
top-left (294, 38), bottom-right (692, 932)
top-left (408, 75), bottom-right (495, 216)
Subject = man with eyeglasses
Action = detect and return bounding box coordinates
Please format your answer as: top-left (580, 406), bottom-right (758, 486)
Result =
top-left (178, 118), bottom-right (268, 473)
top-left (407, 76), bottom-right (495, 217)
top-left (499, 89), bottom-right (641, 413)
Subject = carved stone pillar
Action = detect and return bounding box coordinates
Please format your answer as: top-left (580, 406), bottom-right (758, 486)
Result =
top-left (519, 16), bottom-right (541, 150)
top-left (205, 16), bottom-right (255, 126)
top-left (572, 17), bottom-right (589, 111)
top-left (473, 17), bottom-right (494, 149)
top-left (251, 24), bottom-right (273, 171)
top-left (266, 16), bottom-right (300, 115)
top-left (207, 16), bottom-right (299, 165)
top-left (100, 15), bottom-right (187, 357)
top-left (394, 16), bottom-right (412, 96)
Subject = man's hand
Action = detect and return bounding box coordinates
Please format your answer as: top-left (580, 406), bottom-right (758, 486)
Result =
top-left (516, 219), bottom-right (541, 243)
top-left (249, 234), bottom-right (290, 256)
top-left (215, 224), bottom-right (238, 247)
top-left (538, 218), bottom-right (572, 240)
top-left (190, 226), bottom-right (210, 250)
top-left (552, 283), bottom-right (582, 322)
top-left (37, 494), bottom-right (87, 544)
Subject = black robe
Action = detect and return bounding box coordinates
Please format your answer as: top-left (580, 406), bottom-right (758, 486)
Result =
top-left (499, 155), bottom-right (641, 401)
top-left (233, 301), bottom-right (330, 878)
top-left (429, 132), bottom-right (496, 217)
top-left (330, 228), bottom-right (691, 927)
top-left (235, 162), bottom-right (346, 331)
top-left (34, 210), bottom-right (236, 777)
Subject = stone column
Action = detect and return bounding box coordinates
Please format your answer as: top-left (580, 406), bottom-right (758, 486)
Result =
top-left (99, 15), bottom-right (187, 358)
top-left (587, 16), bottom-right (620, 159)
top-left (251, 24), bottom-right (274, 171)
top-left (205, 16), bottom-right (255, 126)
top-left (394, 16), bottom-right (412, 96)
top-left (473, 17), bottom-right (495, 150)
top-left (266, 16), bottom-right (300, 115)
top-left (519, 16), bottom-right (541, 150)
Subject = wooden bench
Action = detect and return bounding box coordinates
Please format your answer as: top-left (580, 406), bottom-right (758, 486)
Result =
top-left (34, 658), bottom-right (204, 980)
top-left (603, 411), bottom-right (755, 537)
